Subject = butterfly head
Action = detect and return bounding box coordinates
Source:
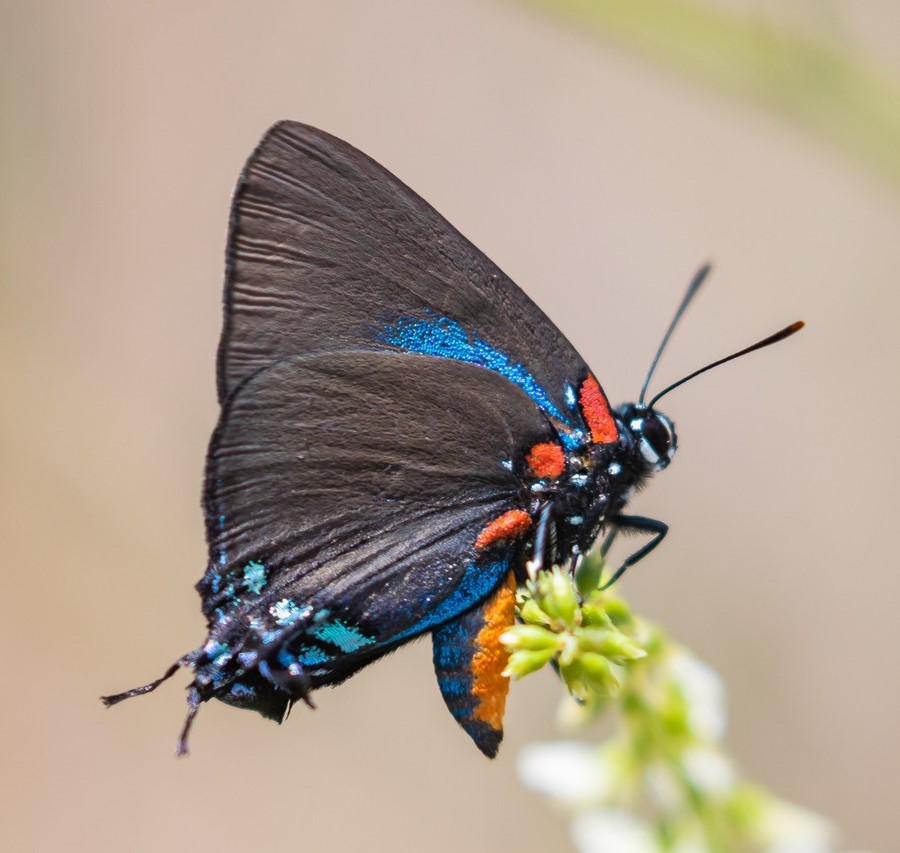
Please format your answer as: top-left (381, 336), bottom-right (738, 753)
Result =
top-left (616, 403), bottom-right (677, 472)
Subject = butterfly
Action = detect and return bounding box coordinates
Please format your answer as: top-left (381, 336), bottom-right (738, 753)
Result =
top-left (103, 121), bottom-right (802, 757)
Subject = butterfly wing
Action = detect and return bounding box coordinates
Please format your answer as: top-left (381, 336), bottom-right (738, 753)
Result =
top-left (193, 350), bottom-right (556, 743)
top-left (218, 121), bottom-right (600, 438)
top-left (104, 123), bottom-right (623, 756)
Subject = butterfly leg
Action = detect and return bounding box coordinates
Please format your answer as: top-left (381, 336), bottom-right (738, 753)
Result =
top-left (527, 503), bottom-right (554, 578)
top-left (599, 515), bottom-right (668, 589)
top-left (175, 687), bottom-right (202, 756)
top-left (566, 526), bottom-right (618, 584)
top-left (599, 526), bottom-right (618, 558)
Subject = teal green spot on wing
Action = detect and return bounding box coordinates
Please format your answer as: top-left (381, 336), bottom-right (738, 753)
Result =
top-left (295, 646), bottom-right (331, 665)
top-left (242, 561), bottom-right (268, 595)
top-left (312, 620), bottom-right (375, 653)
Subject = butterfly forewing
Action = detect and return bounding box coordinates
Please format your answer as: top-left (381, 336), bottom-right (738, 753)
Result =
top-left (219, 121), bottom-right (592, 427)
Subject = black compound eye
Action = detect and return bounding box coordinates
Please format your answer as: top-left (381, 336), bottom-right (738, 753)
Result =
top-left (635, 412), bottom-right (676, 469)
top-left (643, 415), bottom-right (671, 456)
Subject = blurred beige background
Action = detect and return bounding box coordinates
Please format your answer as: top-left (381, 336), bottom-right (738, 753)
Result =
top-left (2, 2), bottom-right (898, 851)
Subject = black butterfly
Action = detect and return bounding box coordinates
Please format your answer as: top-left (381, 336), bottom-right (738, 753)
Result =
top-left (104, 122), bottom-right (802, 757)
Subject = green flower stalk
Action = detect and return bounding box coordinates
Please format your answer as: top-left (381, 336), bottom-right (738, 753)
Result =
top-left (501, 563), bottom-right (646, 700)
top-left (504, 553), bottom-right (873, 853)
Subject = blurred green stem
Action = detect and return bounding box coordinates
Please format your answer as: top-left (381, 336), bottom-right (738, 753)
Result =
top-left (516, 0), bottom-right (900, 187)
top-left (508, 554), bottom-right (849, 852)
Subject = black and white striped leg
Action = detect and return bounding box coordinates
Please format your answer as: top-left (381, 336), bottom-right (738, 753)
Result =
top-left (528, 503), bottom-right (554, 577)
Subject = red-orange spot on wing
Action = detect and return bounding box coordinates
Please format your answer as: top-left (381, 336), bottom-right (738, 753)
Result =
top-left (475, 509), bottom-right (532, 550)
top-left (471, 572), bottom-right (517, 729)
top-left (579, 374), bottom-right (618, 444)
top-left (525, 441), bottom-right (565, 479)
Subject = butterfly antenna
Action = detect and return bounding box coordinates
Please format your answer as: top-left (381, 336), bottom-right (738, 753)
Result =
top-left (647, 321), bottom-right (805, 410)
top-left (101, 660), bottom-right (182, 707)
top-left (639, 262), bottom-right (712, 405)
top-left (175, 687), bottom-right (202, 757)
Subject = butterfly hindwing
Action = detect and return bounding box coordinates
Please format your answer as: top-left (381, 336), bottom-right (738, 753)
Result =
top-left (193, 351), bottom-right (554, 712)
top-left (432, 571), bottom-right (518, 757)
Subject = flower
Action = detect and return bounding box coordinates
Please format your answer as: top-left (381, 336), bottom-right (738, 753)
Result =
top-left (517, 741), bottom-right (620, 807)
top-left (758, 798), bottom-right (836, 853)
top-left (509, 562), bottom-right (871, 853)
top-left (571, 810), bottom-right (660, 853)
top-left (668, 650), bottom-right (727, 742)
top-left (680, 745), bottom-right (735, 796)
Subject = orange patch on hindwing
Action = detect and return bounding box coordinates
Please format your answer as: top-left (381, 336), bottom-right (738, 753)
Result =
top-left (525, 441), bottom-right (565, 478)
top-left (579, 374), bottom-right (618, 444)
top-left (475, 509), bottom-right (532, 550)
top-left (471, 573), bottom-right (517, 729)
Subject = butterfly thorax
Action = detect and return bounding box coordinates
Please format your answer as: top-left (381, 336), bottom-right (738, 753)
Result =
top-left (525, 404), bottom-right (677, 565)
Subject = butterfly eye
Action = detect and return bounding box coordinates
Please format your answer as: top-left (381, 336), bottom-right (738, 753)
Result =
top-left (635, 412), bottom-right (676, 470)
